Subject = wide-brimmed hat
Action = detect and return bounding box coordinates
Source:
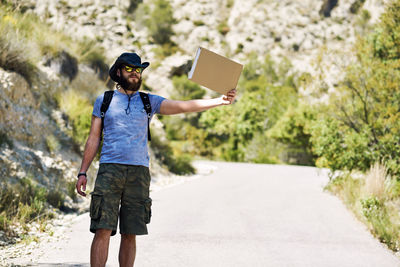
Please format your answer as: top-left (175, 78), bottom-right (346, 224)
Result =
top-left (109, 52), bottom-right (150, 82)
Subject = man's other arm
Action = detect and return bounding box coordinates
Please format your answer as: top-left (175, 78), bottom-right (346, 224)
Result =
top-left (76, 115), bottom-right (102, 197)
top-left (160, 89), bottom-right (236, 115)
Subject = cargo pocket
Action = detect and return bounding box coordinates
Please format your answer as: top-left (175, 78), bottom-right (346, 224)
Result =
top-left (90, 193), bottom-right (103, 220)
top-left (143, 198), bottom-right (152, 224)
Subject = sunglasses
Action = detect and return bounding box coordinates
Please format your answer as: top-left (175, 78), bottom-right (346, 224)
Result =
top-left (123, 65), bottom-right (143, 74)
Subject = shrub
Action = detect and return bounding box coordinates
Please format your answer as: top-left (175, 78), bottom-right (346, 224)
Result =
top-left (46, 134), bottom-right (61, 153)
top-left (360, 197), bottom-right (400, 250)
top-left (150, 131), bottom-right (195, 175)
top-left (217, 20), bottom-right (230, 35)
top-left (198, 54), bottom-right (299, 162)
top-left (372, 0), bottom-right (400, 61)
top-left (193, 20), bottom-right (205, 26)
top-left (268, 104), bottom-right (317, 165)
top-left (58, 89), bottom-right (93, 146)
top-left (170, 75), bottom-right (206, 101)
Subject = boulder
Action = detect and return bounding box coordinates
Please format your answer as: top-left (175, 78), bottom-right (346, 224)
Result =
top-left (44, 51), bottom-right (78, 81)
top-left (169, 60), bottom-right (193, 77)
top-left (320, 0), bottom-right (339, 17)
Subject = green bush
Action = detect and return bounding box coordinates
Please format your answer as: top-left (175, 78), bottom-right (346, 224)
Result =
top-left (360, 197), bottom-right (400, 250)
top-left (268, 104), bottom-right (317, 165)
top-left (372, 0), bottom-right (400, 61)
top-left (217, 20), bottom-right (230, 35)
top-left (308, 1), bottom-right (400, 175)
top-left (198, 54), bottom-right (299, 162)
top-left (150, 131), bottom-right (195, 175)
top-left (170, 75), bottom-right (206, 101)
top-left (46, 134), bottom-right (61, 153)
top-left (0, 177), bottom-right (49, 232)
top-left (58, 89), bottom-right (93, 146)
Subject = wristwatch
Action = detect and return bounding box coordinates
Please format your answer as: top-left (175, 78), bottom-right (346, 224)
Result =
top-left (77, 172), bottom-right (87, 179)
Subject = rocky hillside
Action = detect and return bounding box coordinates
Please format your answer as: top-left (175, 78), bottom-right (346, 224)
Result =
top-left (22, 0), bottom-right (386, 95)
top-left (0, 0), bottom-right (389, 245)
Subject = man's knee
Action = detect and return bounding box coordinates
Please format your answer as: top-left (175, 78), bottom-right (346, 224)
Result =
top-left (121, 233), bottom-right (136, 242)
top-left (94, 229), bottom-right (113, 240)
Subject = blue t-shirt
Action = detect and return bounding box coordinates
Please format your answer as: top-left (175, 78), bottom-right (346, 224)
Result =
top-left (92, 90), bottom-right (166, 167)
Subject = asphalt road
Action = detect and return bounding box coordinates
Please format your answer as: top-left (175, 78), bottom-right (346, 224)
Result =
top-left (11, 161), bottom-right (400, 267)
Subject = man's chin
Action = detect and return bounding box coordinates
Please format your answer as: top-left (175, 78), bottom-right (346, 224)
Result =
top-left (119, 77), bottom-right (142, 91)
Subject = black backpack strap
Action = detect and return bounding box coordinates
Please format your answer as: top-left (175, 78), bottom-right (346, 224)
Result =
top-left (139, 92), bottom-right (152, 141)
top-left (100, 90), bottom-right (114, 140)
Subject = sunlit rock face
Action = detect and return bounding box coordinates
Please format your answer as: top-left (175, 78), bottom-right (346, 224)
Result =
top-left (18, 0), bottom-right (385, 97)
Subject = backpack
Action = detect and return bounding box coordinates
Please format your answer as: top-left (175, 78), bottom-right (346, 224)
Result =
top-left (100, 90), bottom-right (152, 141)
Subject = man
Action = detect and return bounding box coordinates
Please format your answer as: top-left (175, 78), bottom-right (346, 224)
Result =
top-left (76, 52), bottom-right (236, 267)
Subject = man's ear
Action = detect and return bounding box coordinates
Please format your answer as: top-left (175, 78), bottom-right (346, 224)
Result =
top-left (117, 69), bottom-right (121, 77)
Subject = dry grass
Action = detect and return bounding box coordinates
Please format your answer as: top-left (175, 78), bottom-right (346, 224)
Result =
top-left (364, 162), bottom-right (387, 199)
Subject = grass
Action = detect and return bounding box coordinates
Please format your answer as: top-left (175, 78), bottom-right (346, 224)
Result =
top-left (57, 88), bottom-right (93, 147)
top-left (325, 163), bottom-right (400, 251)
top-left (0, 176), bottom-right (58, 241)
top-left (150, 131), bottom-right (195, 175)
top-left (0, 3), bottom-right (108, 85)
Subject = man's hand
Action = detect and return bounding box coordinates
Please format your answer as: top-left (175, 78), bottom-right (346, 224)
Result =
top-left (76, 176), bottom-right (87, 197)
top-left (220, 89), bottom-right (237, 105)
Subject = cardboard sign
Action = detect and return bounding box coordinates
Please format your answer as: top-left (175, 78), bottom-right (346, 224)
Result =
top-left (188, 47), bottom-right (243, 95)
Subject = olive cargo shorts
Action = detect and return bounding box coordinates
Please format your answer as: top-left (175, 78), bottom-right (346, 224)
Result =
top-left (89, 163), bottom-right (152, 236)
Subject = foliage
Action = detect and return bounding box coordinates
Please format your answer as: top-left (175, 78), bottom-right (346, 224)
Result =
top-left (170, 75), bottom-right (206, 101)
top-left (217, 20), bottom-right (230, 35)
top-left (0, 177), bottom-right (56, 236)
top-left (150, 132), bottom-right (195, 175)
top-left (58, 89), bottom-right (93, 146)
top-left (325, 163), bottom-right (400, 251)
top-left (309, 1), bottom-right (400, 176)
top-left (371, 0), bottom-right (400, 61)
top-left (198, 54), bottom-right (299, 162)
top-left (268, 104), bottom-right (318, 165)
top-left (45, 134), bottom-right (61, 153)
top-left (0, 7), bottom-right (39, 84)
top-left (360, 196), bottom-right (399, 250)
top-left (160, 75), bottom-right (205, 143)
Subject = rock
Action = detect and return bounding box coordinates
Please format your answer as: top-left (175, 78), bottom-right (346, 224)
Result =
top-left (44, 51), bottom-right (78, 81)
top-left (320, 0), bottom-right (339, 17)
top-left (169, 60), bottom-right (193, 77)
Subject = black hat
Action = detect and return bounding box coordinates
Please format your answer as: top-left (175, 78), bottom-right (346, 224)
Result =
top-left (109, 52), bottom-right (150, 82)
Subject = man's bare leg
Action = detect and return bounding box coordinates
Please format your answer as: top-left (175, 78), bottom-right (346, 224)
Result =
top-left (119, 234), bottom-right (136, 267)
top-left (91, 229), bottom-right (112, 267)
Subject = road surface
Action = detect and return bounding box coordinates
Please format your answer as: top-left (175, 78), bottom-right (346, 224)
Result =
top-left (10, 161), bottom-right (400, 266)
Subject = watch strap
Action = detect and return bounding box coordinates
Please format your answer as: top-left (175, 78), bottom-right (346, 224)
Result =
top-left (77, 172), bottom-right (87, 179)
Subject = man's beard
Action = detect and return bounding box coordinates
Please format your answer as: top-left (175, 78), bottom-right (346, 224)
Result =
top-left (118, 75), bottom-right (142, 92)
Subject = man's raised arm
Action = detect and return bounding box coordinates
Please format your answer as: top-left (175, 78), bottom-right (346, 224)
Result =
top-left (160, 89), bottom-right (236, 115)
